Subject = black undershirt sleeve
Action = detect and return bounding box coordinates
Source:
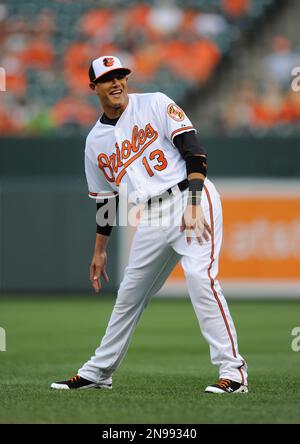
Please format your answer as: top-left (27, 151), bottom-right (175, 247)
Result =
top-left (174, 131), bottom-right (208, 203)
top-left (173, 131), bottom-right (207, 160)
top-left (95, 114), bottom-right (119, 236)
top-left (96, 196), bottom-right (119, 237)
top-left (174, 131), bottom-right (208, 178)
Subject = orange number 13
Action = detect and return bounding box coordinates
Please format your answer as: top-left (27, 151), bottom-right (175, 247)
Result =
top-left (142, 149), bottom-right (168, 177)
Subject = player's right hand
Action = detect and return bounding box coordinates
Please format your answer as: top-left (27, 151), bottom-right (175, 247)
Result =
top-left (89, 252), bottom-right (109, 293)
top-left (180, 204), bottom-right (211, 245)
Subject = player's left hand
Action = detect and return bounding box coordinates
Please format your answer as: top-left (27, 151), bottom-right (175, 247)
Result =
top-left (180, 204), bottom-right (211, 245)
top-left (89, 252), bottom-right (109, 293)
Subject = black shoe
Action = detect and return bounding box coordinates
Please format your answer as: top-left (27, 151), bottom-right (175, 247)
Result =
top-left (205, 378), bottom-right (248, 394)
top-left (50, 375), bottom-right (112, 390)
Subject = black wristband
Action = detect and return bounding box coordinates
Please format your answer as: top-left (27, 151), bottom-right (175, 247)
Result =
top-left (186, 155), bottom-right (208, 177)
top-left (96, 221), bottom-right (114, 237)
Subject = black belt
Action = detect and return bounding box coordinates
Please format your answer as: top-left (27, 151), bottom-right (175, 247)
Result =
top-left (166, 179), bottom-right (189, 194)
top-left (147, 179), bottom-right (189, 206)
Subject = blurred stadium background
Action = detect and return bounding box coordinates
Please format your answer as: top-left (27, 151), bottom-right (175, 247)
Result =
top-left (1, 0), bottom-right (300, 425)
top-left (0, 0), bottom-right (300, 296)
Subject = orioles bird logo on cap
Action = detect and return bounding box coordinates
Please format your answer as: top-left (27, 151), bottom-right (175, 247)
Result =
top-left (103, 57), bottom-right (114, 67)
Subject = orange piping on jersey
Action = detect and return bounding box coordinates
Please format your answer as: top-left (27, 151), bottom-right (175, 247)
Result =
top-left (171, 126), bottom-right (195, 141)
top-left (204, 184), bottom-right (245, 385)
top-left (115, 130), bottom-right (158, 185)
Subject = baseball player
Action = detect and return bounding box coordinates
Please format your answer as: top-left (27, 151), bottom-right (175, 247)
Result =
top-left (51, 56), bottom-right (248, 394)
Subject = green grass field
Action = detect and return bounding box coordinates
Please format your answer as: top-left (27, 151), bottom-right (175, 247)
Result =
top-left (1, 297), bottom-right (300, 424)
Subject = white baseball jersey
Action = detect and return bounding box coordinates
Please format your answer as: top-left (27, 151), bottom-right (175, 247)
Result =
top-left (85, 92), bottom-right (196, 204)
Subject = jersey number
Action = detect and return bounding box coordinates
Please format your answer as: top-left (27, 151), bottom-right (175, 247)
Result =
top-left (142, 149), bottom-right (168, 177)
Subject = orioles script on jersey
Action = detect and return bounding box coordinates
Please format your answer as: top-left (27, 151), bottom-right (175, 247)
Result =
top-left (97, 123), bottom-right (158, 186)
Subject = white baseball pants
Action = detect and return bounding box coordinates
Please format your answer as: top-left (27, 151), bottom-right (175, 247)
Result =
top-left (78, 178), bottom-right (248, 386)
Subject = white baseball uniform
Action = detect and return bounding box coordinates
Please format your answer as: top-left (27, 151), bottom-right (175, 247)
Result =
top-left (78, 92), bottom-right (247, 386)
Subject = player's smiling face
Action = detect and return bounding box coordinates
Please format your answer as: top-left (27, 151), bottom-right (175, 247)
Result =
top-left (91, 71), bottom-right (129, 116)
